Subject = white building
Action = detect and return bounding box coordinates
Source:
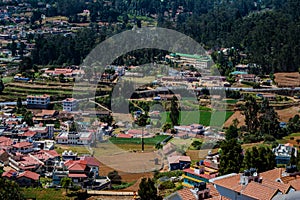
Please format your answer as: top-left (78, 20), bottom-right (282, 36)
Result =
top-left (62, 98), bottom-right (78, 112)
top-left (56, 132), bottom-right (94, 145)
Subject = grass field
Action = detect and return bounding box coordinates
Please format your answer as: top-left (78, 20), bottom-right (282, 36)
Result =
top-left (55, 144), bottom-right (91, 155)
top-left (162, 111), bottom-right (234, 127)
top-left (109, 135), bottom-right (169, 145)
top-left (2, 76), bottom-right (13, 84)
top-left (277, 132), bottom-right (300, 147)
top-left (22, 188), bottom-right (79, 200)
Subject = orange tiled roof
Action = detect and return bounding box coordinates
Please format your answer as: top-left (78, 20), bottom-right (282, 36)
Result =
top-left (12, 141), bottom-right (32, 148)
top-left (261, 179), bottom-right (292, 194)
top-left (288, 178), bottom-right (300, 190)
top-left (242, 181), bottom-right (279, 200)
top-left (176, 188), bottom-right (197, 200)
top-left (17, 170), bottom-right (40, 181)
top-left (213, 174), bottom-right (243, 192)
top-left (281, 175), bottom-right (297, 184)
top-left (260, 168), bottom-right (285, 182)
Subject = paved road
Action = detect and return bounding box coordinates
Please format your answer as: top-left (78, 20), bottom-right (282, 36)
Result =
top-left (87, 190), bottom-right (135, 196)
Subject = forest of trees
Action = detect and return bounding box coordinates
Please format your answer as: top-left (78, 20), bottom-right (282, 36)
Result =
top-left (219, 138), bottom-right (277, 175)
top-left (16, 0), bottom-right (300, 73)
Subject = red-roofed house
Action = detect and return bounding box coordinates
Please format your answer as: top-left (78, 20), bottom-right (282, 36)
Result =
top-left (9, 154), bottom-right (43, 172)
top-left (2, 169), bottom-right (17, 179)
top-left (12, 142), bottom-right (33, 154)
top-left (16, 171), bottom-right (40, 187)
top-left (21, 131), bottom-right (39, 140)
top-left (0, 136), bottom-right (13, 151)
top-left (80, 156), bottom-right (100, 176)
top-left (210, 168), bottom-right (297, 200)
top-left (65, 160), bottom-right (90, 183)
top-left (116, 133), bottom-right (133, 138)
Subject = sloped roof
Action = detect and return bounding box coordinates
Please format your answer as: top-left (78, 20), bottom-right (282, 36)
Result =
top-left (212, 174), bottom-right (243, 192)
top-left (2, 169), bottom-right (17, 178)
top-left (242, 181), bottom-right (279, 200)
top-left (12, 141), bottom-right (32, 148)
top-left (261, 179), bottom-right (292, 194)
top-left (68, 173), bottom-right (87, 178)
top-left (23, 131), bottom-right (37, 137)
top-left (288, 178), bottom-right (300, 191)
top-left (165, 188), bottom-right (197, 200)
top-left (66, 160), bottom-right (87, 171)
top-left (116, 133), bottom-right (133, 138)
top-left (17, 171), bottom-right (40, 181)
top-left (167, 155), bottom-right (191, 164)
top-left (81, 156), bottom-right (100, 167)
top-left (260, 168), bottom-right (285, 182)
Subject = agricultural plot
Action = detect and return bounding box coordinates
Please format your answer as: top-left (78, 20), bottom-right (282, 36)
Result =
top-left (109, 135), bottom-right (169, 145)
top-left (162, 111), bottom-right (234, 127)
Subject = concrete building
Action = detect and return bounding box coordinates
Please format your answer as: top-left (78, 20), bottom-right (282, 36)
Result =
top-left (62, 98), bottom-right (78, 112)
top-left (56, 132), bottom-right (94, 145)
top-left (273, 143), bottom-right (298, 165)
top-left (26, 94), bottom-right (50, 109)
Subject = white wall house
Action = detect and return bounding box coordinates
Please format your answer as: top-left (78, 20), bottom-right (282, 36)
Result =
top-left (56, 132), bottom-right (94, 145)
top-left (62, 98), bottom-right (78, 112)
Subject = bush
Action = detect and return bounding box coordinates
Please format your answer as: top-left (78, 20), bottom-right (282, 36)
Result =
top-left (158, 181), bottom-right (175, 190)
top-left (154, 170), bottom-right (183, 180)
top-left (107, 170), bottom-right (122, 184)
top-left (264, 134), bottom-right (276, 142)
top-left (243, 134), bottom-right (261, 143)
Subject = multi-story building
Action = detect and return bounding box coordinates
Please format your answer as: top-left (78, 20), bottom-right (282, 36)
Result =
top-left (56, 132), bottom-right (94, 145)
top-left (62, 98), bottom-right (78, 112)
top-left (26, 94), bottom-right (50, 109)
top-left (273, 143), bottom-right (298, 165)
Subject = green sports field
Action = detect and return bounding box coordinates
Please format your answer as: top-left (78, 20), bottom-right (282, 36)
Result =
top-left (162, 111), bottom-right (234, 127)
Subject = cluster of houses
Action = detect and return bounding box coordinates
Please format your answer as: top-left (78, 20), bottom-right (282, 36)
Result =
top-left (1, 146), bottom-right (110, 189)
top-left (163, 140), bottom-right (300, 200)
top-left (165, 155), bottom-right (300, 200)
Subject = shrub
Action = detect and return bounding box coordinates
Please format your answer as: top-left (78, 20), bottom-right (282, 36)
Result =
top-left (158, 181), bottom-right (175, 190)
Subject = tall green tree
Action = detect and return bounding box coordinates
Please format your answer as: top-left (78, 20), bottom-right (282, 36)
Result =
top-left (60, 177), bottom-right (72, 193)
top-left (0, 178), bottom-right (23, 200)
top-left (170, 96), bottom-right (180, 126)
top-left (23, 111), bottom-right (34, 126)
top-left (241, 95), bottom-right (260, 135)
top-left (259, 99), bottom-right (280, 138)
top-left (138, 178), bottom-right (162, 200)
top-left (0, 78), bottom-right (4, 94)
top-left (17, 98), bottom-right (22, 109)
top-left (219, 139), bottom-right (243, 175)
top-left (225, 124), bottom-right (239, 140)
top-left (243, 146), bottom-right (276, 172)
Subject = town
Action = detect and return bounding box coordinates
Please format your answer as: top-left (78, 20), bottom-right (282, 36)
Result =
top-left (0, 1), bottom-right (300, 200)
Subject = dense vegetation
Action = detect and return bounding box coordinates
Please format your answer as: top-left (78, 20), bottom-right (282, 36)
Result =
top-left (219, 138), bottom-right (276, 175)
top-left (12, 0), bottom-right (298, 74)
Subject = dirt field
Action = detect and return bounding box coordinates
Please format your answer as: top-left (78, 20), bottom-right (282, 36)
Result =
top-left (95, 150), bottom-right (163, 174)
top-left (274, 72), bottom-right (300, 87)
top-left (224, 106), bottom-right (300, 128)
top-left (96, 152), bottom-right (156, 192)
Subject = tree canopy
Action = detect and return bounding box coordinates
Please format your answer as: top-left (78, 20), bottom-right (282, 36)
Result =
top-left (138, 178), bottom-right (162, 200)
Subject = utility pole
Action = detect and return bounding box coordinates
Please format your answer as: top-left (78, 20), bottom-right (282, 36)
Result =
top-left (141, 128), bottom-right (144, 152)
